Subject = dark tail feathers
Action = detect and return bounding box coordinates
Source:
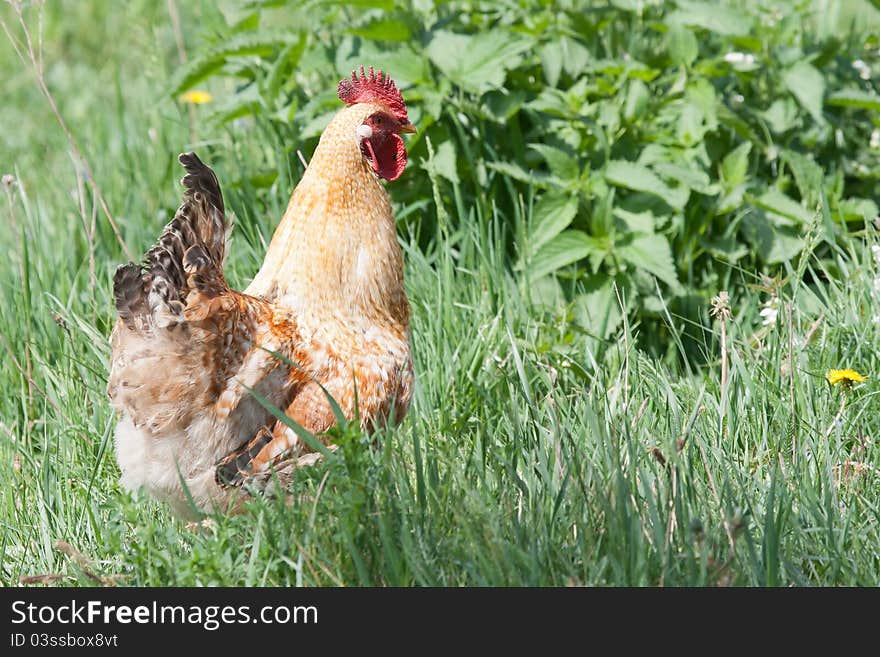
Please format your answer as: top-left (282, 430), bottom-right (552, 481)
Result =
top-left (114, 152), bottom-right (228, 327)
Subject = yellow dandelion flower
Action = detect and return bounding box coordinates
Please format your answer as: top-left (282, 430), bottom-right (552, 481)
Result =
top-left (180, 90), bottom-right (213, 105)
top-left (826, 369), bottom-right (867, 387)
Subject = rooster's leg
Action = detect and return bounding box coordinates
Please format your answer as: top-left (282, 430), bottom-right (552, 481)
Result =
top-left (215, 383), bottom-right (335, 487)
top-left (215, 427), bottom-right (275, 487)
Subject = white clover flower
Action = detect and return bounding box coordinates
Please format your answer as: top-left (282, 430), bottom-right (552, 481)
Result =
top-left (872, 244), bottom-right (880, 265)
top-left (1, 174), bottom-right (14, 187)
top-left (871, 129), bottom-right (880, 149)
top-left (760, 295), bottom-right (779, 326)
top-left (724, 52), bottom-right (756, 65)
top-left (853, 59), bottom-right (872, 80)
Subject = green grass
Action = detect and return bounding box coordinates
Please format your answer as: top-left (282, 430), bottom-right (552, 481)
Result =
top-left (2, 1), bottom-right (880, 586)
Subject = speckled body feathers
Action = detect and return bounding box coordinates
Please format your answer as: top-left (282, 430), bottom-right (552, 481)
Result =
top-left (108, 101), bottom-right (413, 516)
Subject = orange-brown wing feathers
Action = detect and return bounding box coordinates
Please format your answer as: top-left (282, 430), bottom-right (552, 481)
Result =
top-left (113, 152), bottom-right (229, 329)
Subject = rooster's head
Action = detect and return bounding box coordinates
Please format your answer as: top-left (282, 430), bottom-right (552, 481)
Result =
top-left (338, 67), bottom-right (416, 182)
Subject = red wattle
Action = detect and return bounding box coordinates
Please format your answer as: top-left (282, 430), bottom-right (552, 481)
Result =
top-left (365, 133), bottom-right (407, 182)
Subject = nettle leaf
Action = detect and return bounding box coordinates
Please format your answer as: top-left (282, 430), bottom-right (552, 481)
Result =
top-left (321, 0), bottom-right (393, 7)
top-left (761, 98), bottom-right (801, 134)
top-left (527, 192), bottom-right (580, 258)
top-left (783, 61), bottom-right (826, 125)
top-left (349, 17), bottom-right (412, 41)
top-left (604, 160), bottom-right (689, 209)
top-left (827, 88), bottom-right (880, 112)
top-left (686, 78), bottom-right (717, 130)
top-left (720, 142), bottom-right (751, 186)
top-left (667, 21), bottom-right (698, 67)
top-left (336, 43), bottom-right (429, 87)
top-left (540, 40), bottom-right (563, 87)
top-left (573, 276), bottom-right (624, 339)
top-left (838, 198), bottom-right (879, 221)
top-left (422, 140), bottom-right (459, 185)
top-left (613, 207), bottom-right (656, 233)
top-left (742, 212), bottom-right (805, 263)
top-left (528, 230), bottom-right (601, 280)
top-left (624, 79), bottom-right (650, 122)
top-left (483, 90), bottom-right (526, 122)
top-left (617, 233), bottom-right (680, 289)
top-left (486, 161), bottom-right (557, 188)
top-left (668, 0), bottom-right (752, 36)
top-left (781, 150), bottom-right (823, 208)
top-left (754, 189), bottom-right (814, 225)
top-left (426, 30), bottom-right (532, 93)
top-left (653, 162), bottom-right (714, 195)
top-left (559, 36), bottom-right (590, 78)
top-left (678, 102), bottom-right (706, 146)
top-left (528, 144), bottom-right (579, 182)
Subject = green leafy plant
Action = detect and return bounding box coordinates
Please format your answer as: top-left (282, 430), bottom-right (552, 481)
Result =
top-left (172, 0), bottom-right (880, 357)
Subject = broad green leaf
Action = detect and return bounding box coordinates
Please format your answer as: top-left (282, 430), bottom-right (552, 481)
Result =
top-left (559, 36), bottom-right (590, 78)
top-left (761, 98), bottom-right (800, 134)
top-left (783, 61), bottom-right (826, 124)
top-left (529, 230), bottom-right (599, 279)
top-left (624, 79), bottom-right (650, 121)
top-left (349, 17), bottom-right (412, 41)
top-left (427, 30), bottom-right (532, 93)
top-left (433, 140), bottom-right (459, 185)
top-left (610, 0), bottom-right (647, 10)
top-left (540, 40), bottom-right (563, 87)
top-left (529, 276), bottom-right (566, 309)
top-left (573, 277), bottom-right (624, 339)
top-left (336, 43), bottom-right (428, 87)
top-left (838, 197), bottom-right (880, 221)
top-left (617, 233), bottom-right (680, 289)
top-left (487, 161), bottom-right (556, 188)
top-left (604, 160), bottom-right (688, 209)
top-left (827, 88), bottom-right (880, 112)
top-left (686, 78), bottom-right (718, 130)
top-left (781, 150), bottom-right (823, 208)
top-left (613, 208), bottom-right (656, 233)
top-left (529, 144), bottom-right (579, 182)
top-left (699, 234), bottom-right (749, 262)
top-left (318, 0), bottom-right (392, 7)
top-left (678, 102), bottom-right (705, 146)
top-left (742, 213), bottom-right (805, 263)
top-left (528, 192), bottom-right (579, 256)
top-left (653, 162), bottom-right (715, 195)
top-left (667, 22), bottom-right (698, 67)
top-left (721, 142), bottom-right (751, 186)
top-left (230, 12), bottom-right (260, 33)
top-left (483, 90), bottom-right (526, 123)
top-left (754, 190), bottom-right (814, 225)
top-left (667, 1), bottom-right (752, 36)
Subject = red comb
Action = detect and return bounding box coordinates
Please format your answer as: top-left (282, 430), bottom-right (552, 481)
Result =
top-left (337, 67), bottom-right (409, 123)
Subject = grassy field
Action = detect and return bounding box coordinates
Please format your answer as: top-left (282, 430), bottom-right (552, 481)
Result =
top-left (2, 0), bottom-right (880, 586)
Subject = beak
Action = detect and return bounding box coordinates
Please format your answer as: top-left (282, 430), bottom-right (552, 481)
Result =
top-left (398, 122), bottom-right (417, 134)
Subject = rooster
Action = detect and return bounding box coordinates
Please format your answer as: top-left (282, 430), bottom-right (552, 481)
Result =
top-left (108, 68), bottom-right (416, 517)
